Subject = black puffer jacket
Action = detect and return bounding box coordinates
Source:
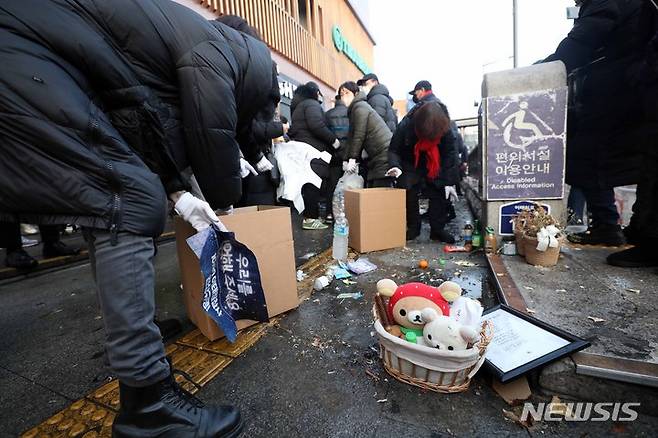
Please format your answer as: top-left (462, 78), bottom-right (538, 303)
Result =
top-left (544, 0), bottom-right (656, 189)
top-left (0, 0), bottom-right (275, 237)
top-left (346, 93), bottom-right (393, 180)
top-left (326, 100), bottom-right (350, 160)
top-left (288, 84), bottom-right (337, 151)
top-left (367, 84), bottom-right (398, 133)
top-left (388, 93), bottom-right (459, 188)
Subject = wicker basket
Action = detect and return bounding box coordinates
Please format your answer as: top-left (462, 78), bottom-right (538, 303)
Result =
top-left (373, 309), bottom-right (493, 393)
top-left (523, 233), bottom-right (563, 267)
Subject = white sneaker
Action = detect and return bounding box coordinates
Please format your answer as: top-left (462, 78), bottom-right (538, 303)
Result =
top-left (21, 236), bottom-right (39, 247)
top-left (302, 218), bottom-right (329, 230)
top-left (21, 224), bottom-right (39, 235)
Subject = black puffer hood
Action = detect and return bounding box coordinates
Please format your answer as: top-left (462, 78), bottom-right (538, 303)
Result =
top-left (368, 83), bottom-right (394, 105)
top-left (290, 83), bottom-right (320, 114)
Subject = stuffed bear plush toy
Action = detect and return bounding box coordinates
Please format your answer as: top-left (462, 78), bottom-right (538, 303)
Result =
top-left (421, 308), bottom-right (479, 351)
top-left (386, 283), bottom-right (450, 343)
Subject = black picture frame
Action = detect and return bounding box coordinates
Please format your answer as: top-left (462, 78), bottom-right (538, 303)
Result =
top-left (482, 304), bottom-right (590, 383)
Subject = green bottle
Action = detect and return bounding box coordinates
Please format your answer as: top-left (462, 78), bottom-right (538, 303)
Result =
top-left (472, 220), bottom-right (482, 249)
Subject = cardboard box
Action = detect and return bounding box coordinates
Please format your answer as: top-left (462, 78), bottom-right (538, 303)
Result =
top-left (344, 188), bottom-right (406, 253)
top-left (174, 206), bottom-right (298, 341)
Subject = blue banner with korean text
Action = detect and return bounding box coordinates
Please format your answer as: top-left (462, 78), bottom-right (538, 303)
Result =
top-left (187, 225), bottom-right (268, 343)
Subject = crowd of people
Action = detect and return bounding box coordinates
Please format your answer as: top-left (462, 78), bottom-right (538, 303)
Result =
top-left (0, 1), bottom-right (468, 436)
top-left (2, 0), bottom-right (655, 436)
top-left (542, 0), bottom-right (658, 269)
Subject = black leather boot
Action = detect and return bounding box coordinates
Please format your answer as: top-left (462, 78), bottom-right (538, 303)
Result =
top-left (112, 375), bottom-right (242, 438)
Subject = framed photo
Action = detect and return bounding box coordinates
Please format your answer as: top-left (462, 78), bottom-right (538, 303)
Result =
top-left (482, 304), bottom-right (590, 383)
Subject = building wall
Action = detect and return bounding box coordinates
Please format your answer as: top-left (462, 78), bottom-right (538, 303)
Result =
top-left (182, 0), bottom-right (375, 96)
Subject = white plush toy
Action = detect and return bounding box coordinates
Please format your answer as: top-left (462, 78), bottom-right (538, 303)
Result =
top-left (421, 308), bottom-right (479, 351)
top-left (450, 296), bottom-right (484, 329)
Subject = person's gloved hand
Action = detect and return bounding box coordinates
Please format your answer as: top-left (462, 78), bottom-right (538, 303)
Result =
top-left (343, 159), bottom-right (358, 173)
top-left (445, 186), bottom-right (458, 203)
top-left (332, 139), bottom-right (341, 150)
top-left (282, 122), bottom-right (290, 134)
top-left (240, 158), bottom-right (258, 178)
top-left (386, 167), bottom-right (403, 178)
top-left (173, 192), bottom-right (228, 232)
top-left (256, 156), bottom-right (274, 173)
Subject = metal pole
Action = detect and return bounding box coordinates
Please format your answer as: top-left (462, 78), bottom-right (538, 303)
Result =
top-left (513, 0), bottom-right (519, 68)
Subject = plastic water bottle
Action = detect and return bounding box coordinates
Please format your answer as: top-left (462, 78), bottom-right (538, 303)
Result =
top-left (332, 187), bottom-right (349, 261)
top-left (332, 213), bottom-right (349, 261)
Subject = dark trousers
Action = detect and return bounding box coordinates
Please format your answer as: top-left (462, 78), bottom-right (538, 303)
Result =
top-left (406, 180), bottom-right (448, 235)
top-left (0, 222), bottom-right (60, 252)
top-left (583, 187), bottom-right (619, 226)
top-left (567, 186), bottom-right (587, 220)
top-left (301, 158), bottom-right (329, 219)
top-left (367, 177), bottom-right (393, 188)
top-left (629, 139), bottom-right (658, 242)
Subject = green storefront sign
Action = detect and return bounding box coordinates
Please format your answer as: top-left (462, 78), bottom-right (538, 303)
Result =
top-left (332, 26), bottom-right (370, 74)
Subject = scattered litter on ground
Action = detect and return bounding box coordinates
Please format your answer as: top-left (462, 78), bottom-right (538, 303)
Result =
top-left (300, 252), bottom-right (317, 261)
top-left (342, 279), bottom-right (357, 285)
top-left (418, 259), bottom-right (429, 269)
top-left (523, 286), bottom-right (534, 290)
top-left (439, 258), bottom-right (447, 266)
top-left (625, 288), bottom-right (641, 294)
top-left (579, 285), bottom-right (585, 289)
top-left (334, 267), bottom-right (352, 279)
top-left (296, 270), bottom-right (307, 281)
top-left (526, 308), bottom-right (536, 314)
top-left (376, 399), bottom-right (388, 403)
top-left (444, 245), bottom-right (469, 253)
top-left (336, 292), bottom-right (363, 300)
top-left (587, 316), bottom-right (605, 323)
top-left (312, 299), bottom-right (320, 303)
top-left (455, 260), bottom-right (477, 267)
top-left (327, 370), bottom-right (336, 375)
top-left (502, 408), bottom-right (533, 430)
top-left (555, 289), bottom-right (567, 292)
top-left (365, 369), bottom-right (380, 381)
top-left (496, 272), bottom-right (505, 277)
top-left (347, 258), bottom-right (378, 274)
top-left (311, 337), bottom-right (331, 351)
top-left (492, 377), bottom-right (531, 405)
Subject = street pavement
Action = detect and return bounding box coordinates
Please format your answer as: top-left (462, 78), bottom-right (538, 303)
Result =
top-left (1, 201), bottom-right (657, 436)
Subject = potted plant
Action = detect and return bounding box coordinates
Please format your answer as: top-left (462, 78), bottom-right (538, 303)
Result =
top-left (522, 206), bottom-right (563, 267)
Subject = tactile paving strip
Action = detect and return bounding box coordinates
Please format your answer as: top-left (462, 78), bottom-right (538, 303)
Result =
top-left (21, 398), bottom-right (115, 438)
top-left (174, 323), bottom-right (268, 358)
top-left (21, 344), bottom-right (234, 437)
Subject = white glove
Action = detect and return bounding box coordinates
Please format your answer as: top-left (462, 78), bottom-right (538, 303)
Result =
top-left (174, 192), bottom-right (228, 232)
top-left (445, 186), bottom-right (458, 203)
top-left (386, 167), bottom-right (402, 178)
top-left (256, 156), bottom-right (274, 173)
top-left (282, 123), bottom-right (290, 134)
top-left (343, 159), bottom-right (358, 173)
top-left (332, 139), bottom-right (341, 150)
top-left (240, 158), bottom-right (257, 178)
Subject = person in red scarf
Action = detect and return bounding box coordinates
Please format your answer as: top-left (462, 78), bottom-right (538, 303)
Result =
top-left (388, 81), bottom-right (460, 242)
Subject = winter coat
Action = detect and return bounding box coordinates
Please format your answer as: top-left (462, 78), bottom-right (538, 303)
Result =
top-left (325, 100), bottom-right (350, 160)
top-left (346, 93), bottom-right (393, 181)
top-left (0, 0), bottom-right (276, 238)
top-left (367, 84), bottom-right (398, 133)
top-left (388, 94), bottom-right (459, 188)
top-left (544, 0), bottom-right (657, 189)
top-left (288, 84), bottom-right (337, 152)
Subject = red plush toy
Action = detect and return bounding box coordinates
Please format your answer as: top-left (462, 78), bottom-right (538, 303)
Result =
top-left (387, 282), bottom-right (451, 330)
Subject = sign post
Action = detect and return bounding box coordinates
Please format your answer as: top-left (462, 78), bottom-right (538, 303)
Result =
top-left (480, 62), bottom-right (568, 242)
